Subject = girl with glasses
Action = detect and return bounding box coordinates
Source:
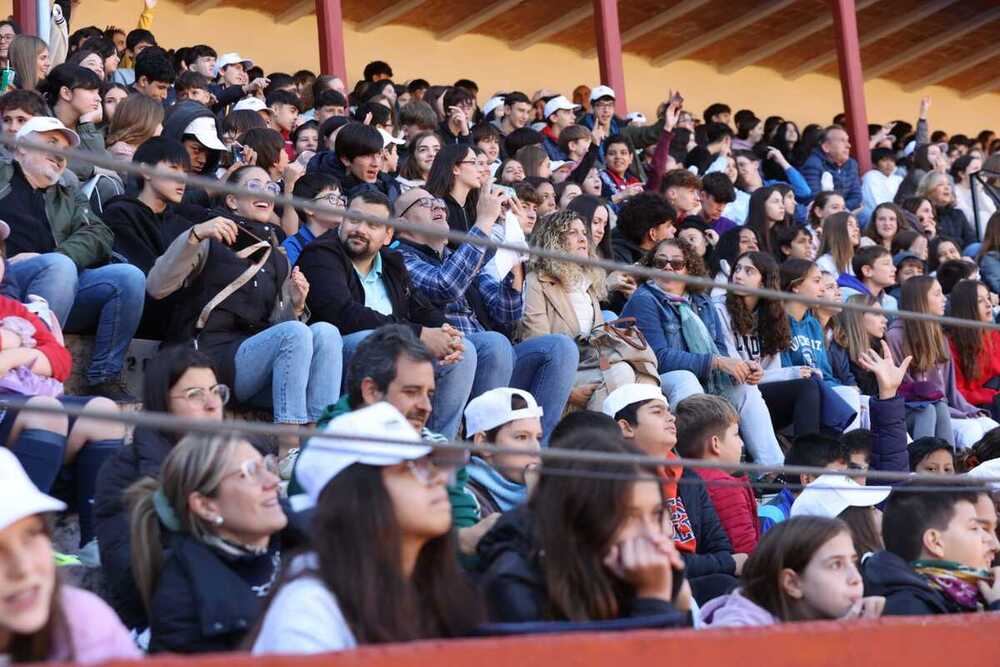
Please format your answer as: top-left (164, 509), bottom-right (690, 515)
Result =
top-left (128, 434), bottom-right (287, 653)
top-left (147, 165), bottom-right (344, 461)
top-left (624, 238), bottom-right (785, 466)
top-left (94, 346), bottom-right (227, 632)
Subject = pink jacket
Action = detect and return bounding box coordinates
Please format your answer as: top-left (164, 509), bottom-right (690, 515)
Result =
top-left (50, 586), bottom-right (141, 664)
top-left (700, 589), bottom-right (778, 628)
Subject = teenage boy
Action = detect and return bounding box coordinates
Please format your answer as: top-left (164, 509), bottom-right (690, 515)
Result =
top-left (310, 122), bottom-right (399, 203)
top-left (1, 118), bottom-right (145, 401)
top-left (209, 52), bottom-right (268, 114)
top-left (266, 89), bottom-right (303, 160)
top-left (493, 91), bottom-right (532, 138)
top-left (399, 100), bottom-right (437, 140)
top-left (862, 147), bottom-right (902, 212)
top-left (111, 28), bottom-right (156, 85)
top-left (686, 122), bottom-right (732, 175)
top-left (394, 187), bottom-right (576, 442)
top-left (162, 100), bottom-right (226, 203)
top-left (659, 169), bottom-right (702, 219)
top-left (282, 172), bottom-right (343, 265)
top-left (132, 46), bottom-right (175, 103)
top-left (557, 124), bottom-right (592, 164)
top-left (464, 388), bottom-right (544, 516)
top-left (611, 192), bottom-right (677, 263)
top-left (438, 86), bottom-right (475, 146)
top-left (174, 71), bottom-right (212, 106)
top-left (696, 172), bottom-right (738, 236)
top-left (758, 434), bottom-right (847, 533)
top-left (703, 102), bottom-right (732, 127)
top-left (864, 484), bottom-right (1000, 615)
top-left (603, 384), bottom-right (743, 604)
top-left (473, 122), bottom-right (503, 173)
top-left (297, 191), bottom-right (475, 440)
top-left (0, 90), bottom-right (48, 160)
top-left (840, 245), bottom-right (899, 310)
top-left (103, 137), bottom-right (201, 338)
top-left (675, 394), bottom-right (759, 554)
top-left (182, 44), bottom-right (217, 78)
top-left (314, 89), bottom-right (349, 124)
top-left (541, 95), bottom-right (580, 161)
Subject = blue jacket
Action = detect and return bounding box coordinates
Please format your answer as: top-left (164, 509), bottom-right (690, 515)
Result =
top-left (800, 148), bottom-right (862, 210)
top-left (758, 487), bottom-right (794, 534)
top-left (868, 396), bottom-right (909, 479)
top-left (621, 283), bottom-right (726, 381)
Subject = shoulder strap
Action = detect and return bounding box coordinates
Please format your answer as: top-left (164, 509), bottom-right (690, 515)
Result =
top-left (195, 241), bottom-right (271, 330)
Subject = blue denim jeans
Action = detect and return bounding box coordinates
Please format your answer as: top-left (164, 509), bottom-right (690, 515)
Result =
top-left (7, 254), bottom-right (145, 384)
top-left (511, 334), bottom-right (578, 443)
top-left (233, 321), bottom-right (343, 424)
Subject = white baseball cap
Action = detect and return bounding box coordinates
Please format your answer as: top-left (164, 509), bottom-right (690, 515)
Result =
top-left (626, 112), bottom-right (648, 125)
top-left (465, 388), bottom-right (544, 437)
top-left (215, 52), bottom-right (253, 76)
top-left (550, 160), bottom-right (570, 172)
top-left (543, 95), bottom-right (580, 121)
top-left (377, 128), bottom-right (405, 147)
top-left (589, 85), bottom-right (616, 102)
top-left (0, 448), bottom-right (66, 531)
top-left (15, 116), bottom-right (80, 148)
top-left (233, 97), bottom-right (270, 114)
top-left (483, 96), bottom-right (505, 118)
top-left (289, 402), bottom-right (429, 512)
top-left (182, 116), bottom-right (227, 152)
top-left (791, 473), bottom-right (891, 519)
top-left (965, 458), bottom-right (1000, 490)
top-left (602, 384), bottom-right (667, 419)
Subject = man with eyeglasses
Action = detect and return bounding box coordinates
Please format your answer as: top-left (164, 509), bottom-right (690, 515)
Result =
top-left (394, 187), bottom-right (578, 444)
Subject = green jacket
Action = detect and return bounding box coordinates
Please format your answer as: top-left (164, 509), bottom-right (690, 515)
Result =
top-left (291, 396), bottom-right (479, 526)
top-left (68, 122), bottom-right (110, 182)
top-left (0, 161), bottom-right (113, 270)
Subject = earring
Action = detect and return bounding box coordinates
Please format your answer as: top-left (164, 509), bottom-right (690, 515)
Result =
top-left (213, 515), bottom-right (224, 526)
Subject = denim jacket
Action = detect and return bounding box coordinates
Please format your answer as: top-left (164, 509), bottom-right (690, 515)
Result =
top-left (621, 282), bottom-right (726, 381)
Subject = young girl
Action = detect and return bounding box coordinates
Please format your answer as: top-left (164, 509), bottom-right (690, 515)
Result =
top-left (976, 212), bottom-right (1000, 294)
top-left (805, 191), bottom-right (845, 256)
top-left (0, 449), bottom-right (139, 663)
top-left (816, 211), bottom-right (861, 276)
top-left (928, 236), bottom-right (963, 274)
top-left (709, 226), bottom-right (760, 295)
top-left (780, 259), bottom-right (861, 431)
top-left (599, 135), bottom-right (643, 211)
top-left (701, 516), bottom-right (883, 627)
top-left (775, 223), bottom-right (815, 263)
top-left (908, 437), bottom-right (956, 474)
top-left (886, 276), bottom-right (999, 448)
top-left (745, 185), bottom-right (787, 255)
top-left (946, 280), bottom-right (1000, 418)
top-left (252, 403), bottom-right (481, 653)
top-left (891, 229), bottom-right (928, 262)
top-left (830, 294), bottom-right (888, 397)
top-left (864, 202), bottom-right (905, 251)
top-left (427, 144), bottom-right (483, 236)
top-left (480, 434), bottom-right (690, 625)
top-left (37, 63), bottom-right (108, 181)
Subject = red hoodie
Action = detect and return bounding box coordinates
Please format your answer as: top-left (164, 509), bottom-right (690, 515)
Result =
top-left (696, 466), bottom-right (759, 554)
top-left (949, 332), bottom-right (1000, 407)
top-left (0, 297), bottom-right (72, 382)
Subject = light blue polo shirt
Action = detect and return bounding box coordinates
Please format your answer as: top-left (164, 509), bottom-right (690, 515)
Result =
top-left (355, 252), bottom-right (393, 316)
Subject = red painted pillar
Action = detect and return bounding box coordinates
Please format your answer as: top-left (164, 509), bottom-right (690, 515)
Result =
top-left (316, 0), bottom-right (347, 79)
top-left (830, 0), bottom-right (871, 174)
top-left (13, 0), bottom-right (38, 36)
top-left (593, 0), bottom-right (628, 116)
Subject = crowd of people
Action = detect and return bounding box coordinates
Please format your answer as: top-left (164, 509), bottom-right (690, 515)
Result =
top-left (1, 1), bottom-right (1000, 662)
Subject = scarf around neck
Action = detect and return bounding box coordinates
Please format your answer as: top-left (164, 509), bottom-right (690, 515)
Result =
top-left (912, 559), bottom-right (993, 610)
top-left (467, 456), bottom-right (528, 513)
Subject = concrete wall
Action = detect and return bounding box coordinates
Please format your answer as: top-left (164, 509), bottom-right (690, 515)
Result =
top-left (8, 0), bottom-right (999, 133)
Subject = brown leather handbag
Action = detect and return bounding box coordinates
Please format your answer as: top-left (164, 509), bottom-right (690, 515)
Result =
top-left (583, 317), bottom-right (660, 410)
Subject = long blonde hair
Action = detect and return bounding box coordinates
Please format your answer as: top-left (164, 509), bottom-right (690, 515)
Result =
top-left (106, 94), bottom-right (164, 148)
top-left (9, 35), bottom-right (46, 91)
top-left (833, 294), bottom-right (878, 364)
top-left (528, 210), bottom-right (606, 297)
top-left (126, 434), bottom-right (243, 613)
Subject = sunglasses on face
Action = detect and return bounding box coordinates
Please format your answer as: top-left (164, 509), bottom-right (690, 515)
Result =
top-left (652, 257), bottom-right (687, 271)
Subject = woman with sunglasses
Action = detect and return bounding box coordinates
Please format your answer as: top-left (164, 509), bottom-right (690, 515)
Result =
top-left (147, 165), bottom-right (344, 459)
top-left (622, 239), bottom-right (785, 466)
top-left (95, 346), bottom-right (228, 632)
top-left (252, 402), bottom-right (482, 654)
top-left (128, 433), bottom-right (287, 653)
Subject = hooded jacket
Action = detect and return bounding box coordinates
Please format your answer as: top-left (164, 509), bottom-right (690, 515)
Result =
top-left (296, 230), bottom-right (445, 336)
top-left (861, 550), bottom-right (1000, 616)
top-left (162, 101), bottom-right (223, 175)
top-left (306, 150), bottom-right (401, 204)
top-left (699, 589), bottom-right (777, 627)
top-left (103, 195), bottom-right (194, 274)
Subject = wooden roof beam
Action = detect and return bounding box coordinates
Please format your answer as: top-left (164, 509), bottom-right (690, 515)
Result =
top-left (439, 0), bottom-right (525, 42)
top-left (865, 6), bottom-right (1000, 79)
top-left (187, 0), bottom-right (222, 14)
top-left (963, 75), bottom-right (1000, 99)
top-left (904, 41), bottom-right (1000, 92)
top-left (276, 0), bottom-right (314, 24)
top-left (511, 4), bottom-right (593, 51)
top-left (582, 0), bottom-right (711, 58)
top-left (719, 0), bottom-right (879, 74)
top-left (356, 0), bottom-right (427, 32)
top-left (785, 0), bottom-right (957, 79)
top-left (649, 0), bottom-right (798, 67)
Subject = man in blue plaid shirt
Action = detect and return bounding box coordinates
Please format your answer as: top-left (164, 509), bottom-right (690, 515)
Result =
top-left (394, 187), bottom-right (577, 442)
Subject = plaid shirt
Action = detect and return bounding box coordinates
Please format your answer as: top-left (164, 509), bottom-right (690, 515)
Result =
top-left (395, 230), bottom-right (523, 335)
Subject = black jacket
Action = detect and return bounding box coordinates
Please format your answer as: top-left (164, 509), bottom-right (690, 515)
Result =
top-left (477, 506), bottom-right (684, 627)
top-left (611, 228), bottom-right (645, 265)
top-left (862, 550), bottom-right (1000, 616)
top-left (297, 230), bottom-right (445, 336)
top-left (306, 150), bottom-right (401, 204)
top-left (94, 427), bottom-right (175, 630)
top-left (163, 101), bottom-right (222, 175)
top-left (677, 467), bottom-right (737, 579)
top-left (936, 205), bottom-right (976, 249)
top-left (148, 534), bottom-right (280, 654)
top-left (437, 121), bottom-right (473, 146)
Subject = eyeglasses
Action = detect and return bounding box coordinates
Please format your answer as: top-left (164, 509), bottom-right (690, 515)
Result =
top-left (399, 196), bottom-right (447, 217)
top-left (405, 454), bottom-right (461, 487)
top-left (314, 192), bottom-right (347, 207)
top-left (170, 383), bottom-right (230, 407)
top-left (652, 257), bottom-right (687, 271)
top-left (224, 455), bottom-right (280, 484)
top-left (593, 101), bottom-right (615, 110)
top-left (245, 179), bottom-right (281, 195)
